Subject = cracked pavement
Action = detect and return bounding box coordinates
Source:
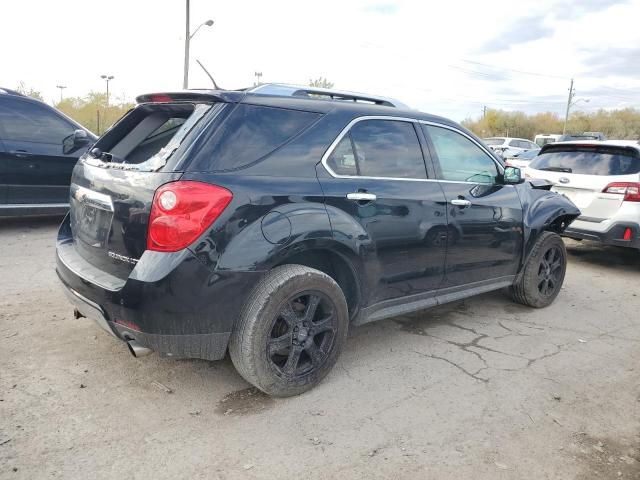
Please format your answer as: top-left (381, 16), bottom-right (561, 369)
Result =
top-left (1, 217), bottom-right (640, 479)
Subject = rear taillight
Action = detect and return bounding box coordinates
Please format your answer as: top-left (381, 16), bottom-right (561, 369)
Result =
top-left (602, 182), bottom-right (640, 202)
top-left (147, 181), bottom-right (233, 252)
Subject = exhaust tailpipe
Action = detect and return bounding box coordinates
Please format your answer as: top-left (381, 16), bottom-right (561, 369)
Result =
top-left (127, 340), bottom-right (153, 358)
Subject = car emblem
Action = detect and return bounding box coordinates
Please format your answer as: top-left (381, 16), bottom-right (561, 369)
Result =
top-left (559, 177), bottom-right (570, 184)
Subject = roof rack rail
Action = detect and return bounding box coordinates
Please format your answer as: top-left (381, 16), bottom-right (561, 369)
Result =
top-left (0, 87), bottom-right (24, 96)
top-left (247, 83), bottom-right (409, 109)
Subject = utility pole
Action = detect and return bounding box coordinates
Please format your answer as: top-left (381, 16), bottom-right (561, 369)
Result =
top-left (56, 85), bottom-right (67, 103)
top-left (183, 0), bottom-right (190, 89)
top-left (563, 78), bottom-right (575, 135)
top-left (254, 71), bottom-right (263, 86)
top-left (483, 106), bottom-right (487, 119)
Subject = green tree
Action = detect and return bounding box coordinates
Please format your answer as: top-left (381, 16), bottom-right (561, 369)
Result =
top-left (55, 92), bottom-right (134, 134)
top-left (309, 77), bottom-right (335, 89)
top-left (462, 109), bottom-right (640, 140)
top-left (15, 81), bottom-right (43, 101)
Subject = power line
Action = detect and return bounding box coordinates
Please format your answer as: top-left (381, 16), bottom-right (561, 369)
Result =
top-left (461, 59), bottom-right (569, 80)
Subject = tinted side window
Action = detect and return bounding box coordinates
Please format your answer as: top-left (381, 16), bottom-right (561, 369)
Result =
top-left (347, 120), bottom-right (426, 178)
top-left (0, 97), bottom-right (75, 144)
top-left (327, 134), bottom-right (359, 176)
top-left (192, 104), bottom-right (320, 171)
top-left (424, 125), bottom-right (498, 184)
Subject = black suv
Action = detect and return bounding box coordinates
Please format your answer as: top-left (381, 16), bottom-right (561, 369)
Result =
top-left (0, 88), bottom-right (97, 216)
top-left (56, 84), bottom-right (579, 396)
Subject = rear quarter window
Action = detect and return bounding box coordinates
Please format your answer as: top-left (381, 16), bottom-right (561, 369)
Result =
top-left (530, 147), bottom-right (640, 175)
top-left (189, 104), bottom-right (321, 171)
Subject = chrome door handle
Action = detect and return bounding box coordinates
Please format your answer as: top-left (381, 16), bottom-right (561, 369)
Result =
top-left (451, 199), bottom-right (472, 207)
top-left (347, 192), bottom-right (377, 202)
top-left (10, 150), bottom-right (32, 158)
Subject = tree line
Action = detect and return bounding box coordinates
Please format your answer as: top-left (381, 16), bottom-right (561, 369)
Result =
top-left (461, 108), bottom-right (640, 140)
top-left (15, 83), bottom-right (134, 135)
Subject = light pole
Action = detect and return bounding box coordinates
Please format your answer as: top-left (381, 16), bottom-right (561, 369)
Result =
top-left (100, 75), bottom-right (114, 106)
top-left (183, 0), bottom-right (214, 89)
top-left (56, 85), bottom-right (67, 103)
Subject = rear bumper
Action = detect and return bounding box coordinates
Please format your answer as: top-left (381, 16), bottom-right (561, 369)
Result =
top-left (56, 217), bottom-right (264, 361)
top-left (562, 221), bottom-right (640, 249)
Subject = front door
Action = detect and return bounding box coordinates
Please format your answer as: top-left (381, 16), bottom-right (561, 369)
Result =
top-left (0, 97), bottom-right (79, 205)
top-left (317, 118), bottom-right (448, 307)
top-left (422, 124), bottom-right (523, 287)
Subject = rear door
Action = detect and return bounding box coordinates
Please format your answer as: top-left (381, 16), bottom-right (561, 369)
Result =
top-left (527, 144), bottom-right (640, 220)
top-left (0, 97), bottom-right (79, 205)
top-left (422, 123), bottom-right (523, 287)
top-left (317, 117), bottom-right (448, 306)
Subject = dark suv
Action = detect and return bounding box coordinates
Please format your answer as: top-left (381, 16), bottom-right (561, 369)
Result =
top-left (0, 88), bottom-right (97, 216)
top-left (56, 84), bottom-right (579, 396)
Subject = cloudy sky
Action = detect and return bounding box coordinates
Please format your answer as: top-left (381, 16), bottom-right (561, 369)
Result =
top-left (2, 0), bottom-right (639, 121)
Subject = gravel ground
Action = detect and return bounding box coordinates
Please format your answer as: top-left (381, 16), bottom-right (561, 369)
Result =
top-left (1, 217), bottom-right (639, 479)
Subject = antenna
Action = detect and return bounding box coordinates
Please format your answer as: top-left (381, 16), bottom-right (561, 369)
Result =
top-left (195, 59), bottom-right (221, 90)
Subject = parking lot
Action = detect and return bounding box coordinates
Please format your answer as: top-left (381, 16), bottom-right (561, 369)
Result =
top-left (0, 217), bottom-right (639, 479)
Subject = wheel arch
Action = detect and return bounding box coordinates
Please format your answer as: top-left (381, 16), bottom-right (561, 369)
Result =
top-left (271, 244), bottom-right (363, 322)
top-left (517, 185), bottom-right (579, 274)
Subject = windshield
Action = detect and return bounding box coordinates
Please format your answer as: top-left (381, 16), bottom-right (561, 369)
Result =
top-left (517, 149), bottom-right (540, 160)
top-left (529, 147), bottom-right (640, 175)
top-left (483, 138), bottom-right (505, 146)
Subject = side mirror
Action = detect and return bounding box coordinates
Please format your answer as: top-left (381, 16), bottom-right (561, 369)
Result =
top-left (503, 166), bottom-right (524, 184)
top-left (63, 129), bottom-right (90, 154)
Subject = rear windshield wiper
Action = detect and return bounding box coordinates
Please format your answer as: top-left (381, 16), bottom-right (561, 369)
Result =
top-left (539, 166), bottom-right (572, 173)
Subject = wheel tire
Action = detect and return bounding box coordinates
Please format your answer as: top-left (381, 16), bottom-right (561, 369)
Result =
top-left (510, 231), bottom-right (567, 308)
top-left (229, 265), bottom-right (349, 397)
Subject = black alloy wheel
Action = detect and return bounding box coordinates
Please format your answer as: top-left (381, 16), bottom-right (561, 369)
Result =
top-left (537, 245), bottom-right (563, 297)
top-left (267, 291), bottom-right (337, 379)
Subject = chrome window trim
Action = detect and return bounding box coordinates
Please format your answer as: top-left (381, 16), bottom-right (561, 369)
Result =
top-left (320, 115), bottom-right (506, 184)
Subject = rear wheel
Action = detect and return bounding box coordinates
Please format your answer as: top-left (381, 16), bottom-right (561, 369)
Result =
top-left (229, 265), bottom-right (348, 397)
top-left (510, 231), bottom-right (567, 308)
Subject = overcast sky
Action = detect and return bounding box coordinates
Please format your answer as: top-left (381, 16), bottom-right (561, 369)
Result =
top-left (2, 0), bottom-right (639, 121)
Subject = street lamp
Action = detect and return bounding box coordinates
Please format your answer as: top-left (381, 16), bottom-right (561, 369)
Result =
top-left (55, 85), bottom-right (67, 103)
top-left (100, 75), bottom-right (114, 106)
top-left (183, 0), bottom-right (214, 89)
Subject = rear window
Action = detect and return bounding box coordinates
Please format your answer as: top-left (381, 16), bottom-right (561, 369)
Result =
top-left (529, 146), bottom-right (640, 175)
top-left (483, 138), bottom-right (505, 146)
top-left (86, 102), bottom-right (212, 171)
top-left (188, 104), bottom-right (321, 171)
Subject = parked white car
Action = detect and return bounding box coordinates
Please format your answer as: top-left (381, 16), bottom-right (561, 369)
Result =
top-left (504, 148), bottom-right (540, 168)
top-left (534, 134), bottom-right (562, 147)
top-left (483, 137), bottom-right (539, 157)
top-left (525, 140), bottom-right (640, 250)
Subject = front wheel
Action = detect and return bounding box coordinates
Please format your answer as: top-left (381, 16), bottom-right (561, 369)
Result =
top-left (510, 231), bottom-right (567, 308)
top-left (229, 265), bottom-right (349, 397)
